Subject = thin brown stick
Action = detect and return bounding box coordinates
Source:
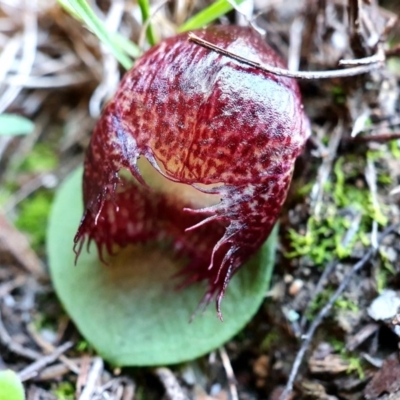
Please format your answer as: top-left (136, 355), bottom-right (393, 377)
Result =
top-left (219, 346), bottom-right (239, 400)
top-left (18, 342), bottom-right (74, 382)
top-left (279, 224), bottom-right (399, 400)
top-left (386, 44), bottom-right (400, 58)
top-left (154, 367), bottom-right (188, 400)
top-left (78, 357), bottom-right (104, 400)
top-left (339, 46), bottom-right (385, 66)
top-left (0, 310), bottom-right (42, 361)
top-left (76, 355), bottom-right (92, 398)
top-left (188, 33), bottom-right (383, 80)
top-left (348, 132), bottom-right (400, 143)
top-left (34, 363), bottom-right (70, 381)
top-left (27, 323), bottom-right (80, 375)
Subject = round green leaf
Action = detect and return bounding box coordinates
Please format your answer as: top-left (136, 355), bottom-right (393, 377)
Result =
top-left (0, 370), bottom-right (25, 400)
top-left (47, 168), bottom-right (277, 366)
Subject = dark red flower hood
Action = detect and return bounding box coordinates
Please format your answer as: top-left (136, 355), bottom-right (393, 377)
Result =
top-left (74, 25), bottom-right (309, 318)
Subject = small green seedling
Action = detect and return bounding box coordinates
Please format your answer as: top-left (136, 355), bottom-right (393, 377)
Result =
top-left (0, 370), bottom-right (25, 400)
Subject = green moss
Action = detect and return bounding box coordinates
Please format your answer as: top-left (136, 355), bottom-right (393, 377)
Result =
top-left (331, 86), bottom-right (346, 105)
top-left (52, 382), bottom-right (75, 400)
top-left (331, 338), bottom-right (346, 353)
top-left (374, 249), bottom-right (396, 293)
top-left (1, 143), bottom-right (58, 224)
top-left (15, 190), bottom-right (54, 251)
top-left (135, 387), bottom-right (145, 400)
top-left (305, 290), bottom-right (333, 320)
top-left (286, 212), bottom-right (355, 264)
top-left (32, 313), bottom-right (56, 332)
top-left (76, 339), bottom-right (94, 353)
top-left (344, 355), bottom-right (365, 379)
top-left (260, 330), bottom-right (280, 351)
top-left (330, 339), bottom-right (365, 378)
top-left (287, 155), bottom-right (389, 265)
top-left (334, 297), bottom-right (359, 312)
top-left (306, 290), bottom-right (359, 321)
top-left (377, 172), bottom-right (392, 185)
top-left (379, 249), bottom-right (396, 275)
top-left (19, 143), bottom-right (58, 173)
top-left (364, 117), bottom-right (373, 129)
top-left (376, 268), bottom-right (388, 294)
top-left (297, 181), bottom-right (314, 196)
top-left (389, 139), bottom-right (400, 159)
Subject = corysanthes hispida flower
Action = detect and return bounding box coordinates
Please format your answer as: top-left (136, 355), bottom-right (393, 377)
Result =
top-left (74, 25), bottom-right (309, 319)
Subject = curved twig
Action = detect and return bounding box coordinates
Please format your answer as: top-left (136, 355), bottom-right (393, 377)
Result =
top-left (188, 33), bottom-right (384, 80)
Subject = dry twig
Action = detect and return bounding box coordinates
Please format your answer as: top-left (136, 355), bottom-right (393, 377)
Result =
top-left (348, 132), bottom-right (400, 143)
top-left (155, 367), bottom-right (189, 400)
top-left (0, 213), bottom-right (45, 278)
top-left (78, 357), bottom-right (104, 400)
top-left (27, 323), bottom-right (80, 375)
top-left (219, 346), bottom-right (239, 400)
top-left (18, 341), bottom-right (74, 382)
top-left (0, 309), bottom-right (42, 361)
top-left (188, 33), bottom-right (384, 80)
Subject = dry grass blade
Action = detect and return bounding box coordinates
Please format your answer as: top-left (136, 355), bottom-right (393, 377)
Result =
top-left (0, 213), bottom-right (44, 277)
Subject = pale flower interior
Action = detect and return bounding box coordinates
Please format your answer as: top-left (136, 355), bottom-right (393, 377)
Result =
top-left (136, 156), bottom-right (223, 210)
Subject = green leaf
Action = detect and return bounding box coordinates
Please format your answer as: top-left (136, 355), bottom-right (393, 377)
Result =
top-left (47, 167), bottom-right (277, 366)
top-left (137, 0), bottom-right (156, 46)
top-left (179, 0), bottom-right (246, 32)
top-left (0, 370), bottom-right (25, 400)
top-left (57, 0), bottom-right (140, 69)
top-left (109, 32), bottom-right (141, 59)
top-left (0, 114), bottom-right (34, 136)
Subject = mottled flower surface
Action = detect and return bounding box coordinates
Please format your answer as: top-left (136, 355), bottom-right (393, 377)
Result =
top-left (75, 25), bottom-right (309, 317)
